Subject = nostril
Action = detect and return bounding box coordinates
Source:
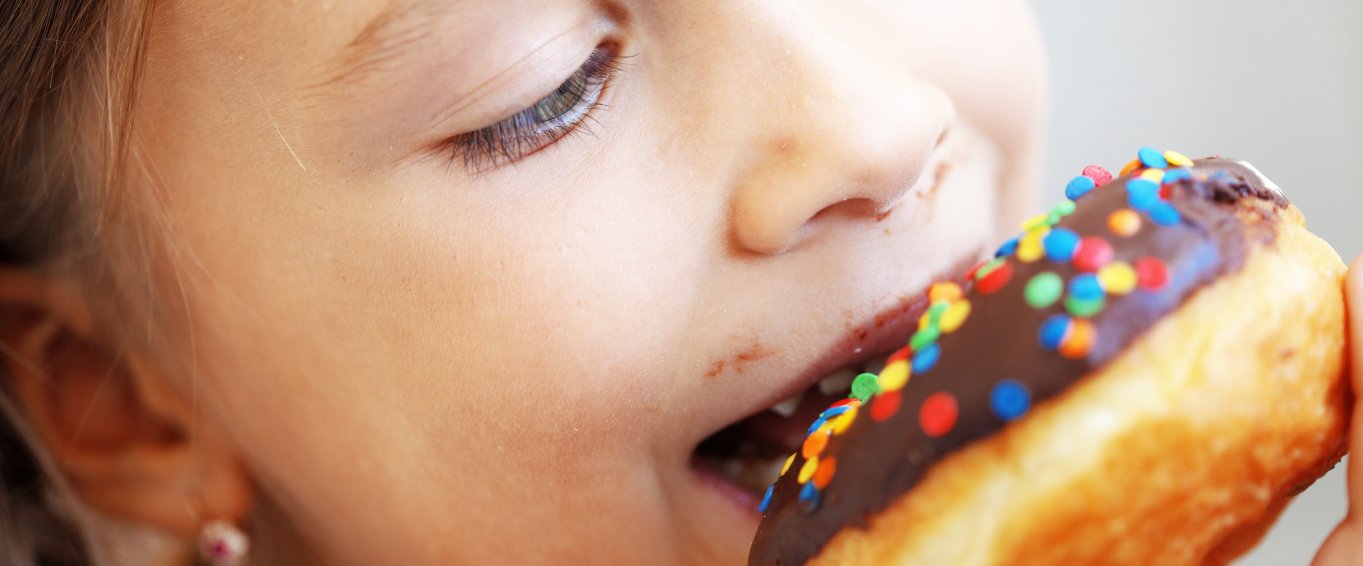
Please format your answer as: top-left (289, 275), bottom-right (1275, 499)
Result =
top-left (808, 197), bottom-right (880, 224)
top-left (934, 126), bottom-right (952, 150)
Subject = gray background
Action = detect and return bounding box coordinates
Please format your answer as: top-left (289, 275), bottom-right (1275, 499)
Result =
top-left (1031, 1), bottom-right (1362, 563)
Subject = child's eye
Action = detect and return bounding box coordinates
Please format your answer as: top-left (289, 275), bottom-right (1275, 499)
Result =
top-left (449, 45), bottom-right (620, 172)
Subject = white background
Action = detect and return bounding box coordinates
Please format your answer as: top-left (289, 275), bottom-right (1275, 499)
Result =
top-left (1031, 1), bottom-right (1363, 563)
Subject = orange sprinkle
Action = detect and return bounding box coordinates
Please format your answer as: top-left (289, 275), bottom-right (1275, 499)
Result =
top-left (1107, 209), bottom-right (1142, 238)
top-left (1058, 318), bottom-right (1095, 359)
top-left (928, 282), bottom-right (963, 302)
top-left (812, 457), bottom-right (838, 489)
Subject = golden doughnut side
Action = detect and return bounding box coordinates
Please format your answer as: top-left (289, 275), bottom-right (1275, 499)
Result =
top-left (807, 206), bottom-right (1349, 566)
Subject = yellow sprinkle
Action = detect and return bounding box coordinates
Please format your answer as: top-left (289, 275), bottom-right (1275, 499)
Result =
top-left (878, 360), bottom-right (911, 391)
top-left (1120, 158), bottom-right (1143, 176)
top-left (918, 311), bottom-right (932, 331)
top-left (1021, 213), bottom-right (1050, 232)
top-left (1140, 168), bottom-right (1166, 183)
top-left (1099, 262), bottom-right (1138, 295)
top-left (781, 453), bottom-right (796, 475)
top-left (1018, 231), bottom-right (1046, 263)
top-left (798, 456), bottom-right (820, 484)
top-left (1107, 209), bottom-right (1142, 238)
top-left (830, 408), bottom-right (858, 435)
top-left (940, 300), bottom-right (972, 333)
top-left (1164, 150), bottom-right (1193, 167)
top-left (928, 282), bottom-right (963, 303)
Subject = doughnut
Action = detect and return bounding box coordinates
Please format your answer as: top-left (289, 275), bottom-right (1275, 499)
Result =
top-left (748, 149), bottom-right (1350, 566)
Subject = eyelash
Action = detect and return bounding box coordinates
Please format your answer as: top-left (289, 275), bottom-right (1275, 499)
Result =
top-left (449, 46), bottom-right (621, 172)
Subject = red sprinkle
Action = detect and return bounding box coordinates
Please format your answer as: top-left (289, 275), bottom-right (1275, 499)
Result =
top-left (886, 346), bottom-right (911, 365)
top-left (975, 260), bottom-right (1014, 295)
top-left (1136, 257), bottom-right (1170, 290)
top-left (1159, 184), bottom-right (1173, 200)
top-left (870, 390), bottom-right (902, 422)
top-left (919, 392), bottom-right (959, 437)
top-left (964, 260), bottom-right (988, 281)
top-left (1073, 236), bottom-right (1115, 273)
top-left (829, 398), bottom-right (860, 409)
top-left (1082, 165), bottom-right (1114, 187)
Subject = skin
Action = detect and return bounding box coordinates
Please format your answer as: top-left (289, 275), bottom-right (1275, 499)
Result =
top-left (1317, 257), bottom-right (1363, 566)
top-left (1, 0), bottom-right (1353, 565)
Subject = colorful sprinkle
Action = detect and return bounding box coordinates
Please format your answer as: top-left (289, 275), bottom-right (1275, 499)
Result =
top-left (1150, 202), bottom-right (1182, 226)
top-left (1163, 168), bottom-right (1192, 184)
top-left (1017, 231), bottom-right (1046, 263)
top-left (1021, 213), bottom-right (1051, 232)
top-left (806, 417), bottom-right (827, 437)
top-left (869, 391), bottom-right (902, 422)
top-left (920, 393), bottom-right (959, 437)
top-left (829, 410), bottom-right (857, 435)
top-left (1039, 314), bottom-right (1072, 350)
top-left (911, 343), bottom-right (941, 374)
top-left (798, 482), bottom-right (821, 512)
top-left (812, 456), bottom-right (837, 489)
top-left (1051, 199), bottom-right (1077, 218)
top-left (1024, 272), bottom-right (1064, 309)
top-left (781, 453), bottom-right (796, 475)
top-left (760, 485), bottom-right (774, 513)
top-left (1082, 165), bottom-right (1113, 186)
top-left (1120, 158), bottom-right (1143, 176)
top-left (1058, 318), bottom-right (1095, 359)
top-left (990, 380), bottom-right (1032, 422)
top-left (1164, 150), bottom-right (1193, 167)
top-left (1098, 262), bottom-right (1138, 295)
top-left (939, 300), bottom-right (971, 333)
top-left (1139, 168), bottom-right (1166, 184)
top-left (910, 326), bottom-right (941, 351)
top-left (798, 457), bottom-right (819, 484)
top-left (1068, 273), bottom-right (1105, 301)
top-left (1136, 257), bottom-right (1170, 291)
top-left (1126, 178), bottom-right (1162, 212)
top-left (878, 360), bottom-right (910, 391)
top-left (801, 428), bottom-right (829, 459)
top-left (928, 282), bottom-right (963, 302)
top-left (1107, 209), bottom-right (1142, 237)
top-left (976, 259), bottom-right (1014, 295)
top-left (1043, 227), bottom-right (1081, 263)
top-left (1138, 146), bottom-right (1169, 169)
top-left (850, 372), bottom-right (881, 402)
top-left (820, 404), bottom-right (852, 419)
top-left (1064, 295), bottom-right (1106, 318)
top-left (1073, 236), bottom-right (1114, 272)
top-left (1065, 175), bottom-right (1096, 200)
top-left (995, 237), bottom-right (1019, 258)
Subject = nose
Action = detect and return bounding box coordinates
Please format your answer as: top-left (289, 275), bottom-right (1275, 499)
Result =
top-left (727, 20), bottom-right (956, 255)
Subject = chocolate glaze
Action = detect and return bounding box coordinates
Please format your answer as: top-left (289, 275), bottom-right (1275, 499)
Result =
top-left (749, 159), bottom-right (1287, 566)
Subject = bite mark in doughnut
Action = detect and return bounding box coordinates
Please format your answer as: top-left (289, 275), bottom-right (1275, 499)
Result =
top-left (749, 149), bottom-right (1349, 565)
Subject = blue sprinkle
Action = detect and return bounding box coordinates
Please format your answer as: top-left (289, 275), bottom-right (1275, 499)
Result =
top-left (1065, 175), bottom-right (1096, 200)
top-left (995, 237), bottom-right (1020, 258)
top-left (820, 405), bottom-right (850, 419)
top-left (759, 485), bottom-right (774, 513)
top-left (1138, 146), bottom-right (1169, 169)
top-left (1126, 179), bottom-right (1161, 212)
top-left (1150, 203), bottom-right (1182, 226)
top-left (990, 380), bottom-right (1032, 422)
top-left (1163, 168), bottom-right (1192, 184)
top-left (1043, 227), bottom-right (1080, 263)
top-left (798, 482), bottom-right (821, 513)
top-left (1068, 273), bottom-right (1105, 300)
top-left (911, 343), bottom-right (941, 374)
top-left (806, 418), bottom-right (827, 437)
top-left (1038, 314), bottom-right (1072, 350)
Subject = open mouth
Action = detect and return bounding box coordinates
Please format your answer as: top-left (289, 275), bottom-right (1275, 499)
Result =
top-left (691, 349), bottom-right (898, 500)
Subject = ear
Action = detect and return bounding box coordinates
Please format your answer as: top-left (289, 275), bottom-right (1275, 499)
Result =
top-left (0, 267), bottom-right (253, 537)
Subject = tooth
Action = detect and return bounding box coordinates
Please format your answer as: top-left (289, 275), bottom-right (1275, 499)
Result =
top-left (861, 353), bottom-right (891, 376)
top-left (769, 389), bottom-right (805, 417)
top-left (817, 368), bottom-right (858, 395)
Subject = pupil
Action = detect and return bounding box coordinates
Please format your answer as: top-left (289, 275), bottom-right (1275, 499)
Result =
top-left (533, 67), bottom-right (589, 122)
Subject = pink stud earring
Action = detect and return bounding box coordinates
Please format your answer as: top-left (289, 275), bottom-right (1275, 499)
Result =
top-left (198, 520), bottom-right (249, 566)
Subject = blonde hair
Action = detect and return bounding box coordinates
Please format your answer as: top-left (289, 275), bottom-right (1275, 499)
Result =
top-left (1, 0), bottom-right (158, 564)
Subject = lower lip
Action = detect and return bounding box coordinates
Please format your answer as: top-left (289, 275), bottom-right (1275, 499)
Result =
top-left (689, 456), bottom-right (764, 522)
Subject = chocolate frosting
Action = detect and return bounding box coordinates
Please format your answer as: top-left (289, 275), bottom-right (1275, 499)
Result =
top-left (748, 158), bottom-right (1287, 566)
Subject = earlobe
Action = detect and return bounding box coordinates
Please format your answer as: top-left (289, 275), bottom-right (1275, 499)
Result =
top-left (0, 268), bottom-right (253, 538)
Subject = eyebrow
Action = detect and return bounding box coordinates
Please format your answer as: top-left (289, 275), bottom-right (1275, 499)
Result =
top-left (312, 0), bottom-right (435, 90)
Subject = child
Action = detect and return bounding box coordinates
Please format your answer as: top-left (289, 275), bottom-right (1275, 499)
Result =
top-left (0, 1), bottom-right (1358, 565)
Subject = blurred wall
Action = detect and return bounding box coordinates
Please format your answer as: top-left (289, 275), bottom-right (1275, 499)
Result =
top-left (1031, 1), bottom-right (1363, 563)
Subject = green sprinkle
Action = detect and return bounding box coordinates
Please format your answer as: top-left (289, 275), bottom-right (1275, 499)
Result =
top-left (975, 257), bottom-right (1006, 280)
top-left (910, 326), bottom-right (941, 350)
top-left (1025, 272), bottom-right (1064, 309)
top-left (1064, 295), bottom-right (1106, 318)
top-left (850, 373), bottom-right (881, 402)
top-left (1051, 200), bottom-right (1077, 217)
top-left (928, 301), bottom-right (949, 324)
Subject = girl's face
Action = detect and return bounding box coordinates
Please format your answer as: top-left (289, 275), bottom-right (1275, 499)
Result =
top-left (136, 0), bottom-right (1043, 563)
